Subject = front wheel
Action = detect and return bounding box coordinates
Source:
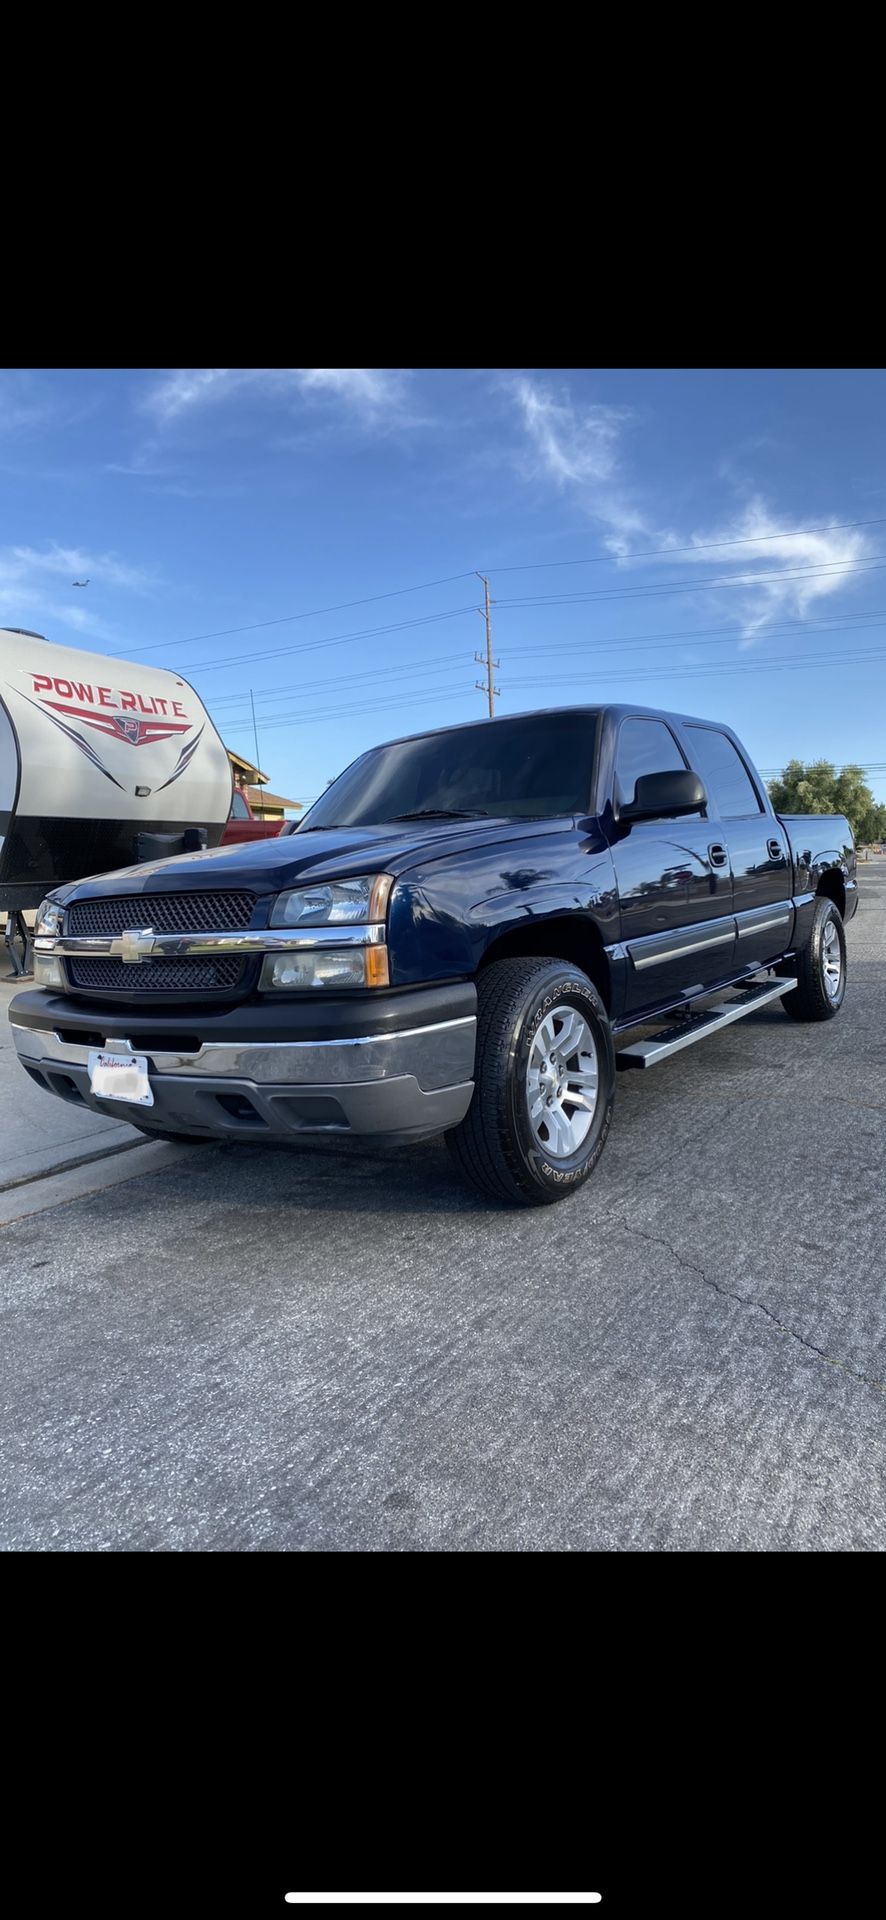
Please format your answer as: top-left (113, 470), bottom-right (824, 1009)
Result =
top-left (446, 957), bottom-right (615, 1205)
top-left (781, 896), bottom-right (847, 1021)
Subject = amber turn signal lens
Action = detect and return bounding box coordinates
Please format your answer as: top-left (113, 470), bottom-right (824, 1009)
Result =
top-left (365, 945), bottom-right (390, 988)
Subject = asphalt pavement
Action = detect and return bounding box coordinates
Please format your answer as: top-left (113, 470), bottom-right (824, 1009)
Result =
top-left (2, 859), bottom-right (885, 1551)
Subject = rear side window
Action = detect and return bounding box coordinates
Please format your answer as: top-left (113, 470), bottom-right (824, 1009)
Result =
top-left (230, 791), bottom-right (250, 820)
top-left (615, 717), bottom-right (688, 809)
top-left (686, 727), bottom-right (762, 818)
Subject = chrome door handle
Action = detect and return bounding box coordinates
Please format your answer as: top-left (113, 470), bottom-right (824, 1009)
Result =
top-left (708, 842), bottom-right (729, 868)
top-left (767, 837), bottom-right (782, 859)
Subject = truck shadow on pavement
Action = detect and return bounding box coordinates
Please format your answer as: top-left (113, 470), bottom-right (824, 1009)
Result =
top-left (202, 1135), bottom-right (505, 1214)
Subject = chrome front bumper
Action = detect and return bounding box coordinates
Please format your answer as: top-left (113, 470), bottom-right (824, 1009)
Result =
top-left (10, 1012), bottom-right (477, 1142)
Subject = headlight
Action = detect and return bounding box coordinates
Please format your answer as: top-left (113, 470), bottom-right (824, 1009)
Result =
top-left (270, 874), bottom-right (392, 927)
top-left (260, 947), bottom-right (390, 991)
top-left (36, 898), bottom-right (64, 939)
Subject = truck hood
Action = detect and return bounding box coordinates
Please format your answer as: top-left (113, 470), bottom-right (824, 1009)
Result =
top-left (54, 815), bottom-right (578, 903)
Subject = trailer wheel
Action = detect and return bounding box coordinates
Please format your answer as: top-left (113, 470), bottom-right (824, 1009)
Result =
top-left (446, 957), bottom-right (615, 1206)
top-left (782, 896), bottom-right (847, 1021)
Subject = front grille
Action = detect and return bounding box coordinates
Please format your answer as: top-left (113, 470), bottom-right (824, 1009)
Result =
top-left (67, 957), bottom-right (244, 993)
top-left (68, 891), bottom-right (256, 936)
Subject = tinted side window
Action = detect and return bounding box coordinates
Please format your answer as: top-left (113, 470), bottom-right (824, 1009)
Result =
top-left (230, 791), bottom-right (250, 820)
top-left (686, 727), bottom-right (762, 818)
top-left (615, 718), bottom-right (687, 809)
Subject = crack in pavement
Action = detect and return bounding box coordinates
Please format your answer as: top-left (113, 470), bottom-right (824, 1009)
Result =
top-left (619, 1219), bottom-right (886, 1400)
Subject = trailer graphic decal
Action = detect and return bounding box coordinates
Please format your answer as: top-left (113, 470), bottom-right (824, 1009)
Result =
top-left (10, 674), bottom-right (206, 791)
top-left (154, 726), bottom-right (206, 791)
top-left (17, 691), bottom-right (126, 788)
top-left (37, 696), bottom-right (192, 748)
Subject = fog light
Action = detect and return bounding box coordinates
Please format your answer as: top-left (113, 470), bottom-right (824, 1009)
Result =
top-left (34, 953), bottom-right (65, 989)
top-left (260, 947), bottom-right (386, 991)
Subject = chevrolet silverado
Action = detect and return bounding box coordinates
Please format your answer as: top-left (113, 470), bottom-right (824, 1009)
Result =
top-left (10, 705), bottom-right (857, 1205)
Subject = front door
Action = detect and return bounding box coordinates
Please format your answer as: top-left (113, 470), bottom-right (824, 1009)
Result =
top-left (610, 716), bottom-right (736, 1019)
top-left (682, 723), bottom-right (792, 972)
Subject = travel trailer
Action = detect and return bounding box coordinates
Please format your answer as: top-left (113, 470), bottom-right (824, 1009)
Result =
top-left (0, 627), bottom-right (232, 925)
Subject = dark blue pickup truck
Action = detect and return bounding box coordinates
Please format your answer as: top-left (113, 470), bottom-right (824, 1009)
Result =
top-left (11, 704), bottom-right (857, 1205)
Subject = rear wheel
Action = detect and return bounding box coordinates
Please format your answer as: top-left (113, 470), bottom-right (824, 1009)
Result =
top-left (447, 957), bottom-right (615, 1205)
top-left (782, 896), bottom-right (846, 1021)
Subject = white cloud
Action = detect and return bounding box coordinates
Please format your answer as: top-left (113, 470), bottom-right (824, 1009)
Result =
top-left (0, 542), bottom-right (155, 645)
top-left (656, 498), bottom-right (871, 643)
top-left (509, 377), bottom-right (871, 638)
top-left (3, 544), bottom-right (153, 594)
top-left (509, 376), bottom-right (648, 546)
top-left (295, 368), bottom-right (406, 411)
top-left (142, 367), bottom-right (410, 427)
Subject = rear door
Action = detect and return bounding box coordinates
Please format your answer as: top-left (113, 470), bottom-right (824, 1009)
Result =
top-left (610, 715), bottom-right (736, 1018)
top-left (681, 724), bottom-right (792, 971)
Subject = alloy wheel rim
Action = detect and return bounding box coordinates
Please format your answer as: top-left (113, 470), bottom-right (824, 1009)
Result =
top-left (526, 1004), bottom-right (599, 1158)
top-left (822, 919), bottom-right (842, 997)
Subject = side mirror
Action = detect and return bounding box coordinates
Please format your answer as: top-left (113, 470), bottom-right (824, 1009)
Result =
top-left (621, 769), bottom-right (707, 822)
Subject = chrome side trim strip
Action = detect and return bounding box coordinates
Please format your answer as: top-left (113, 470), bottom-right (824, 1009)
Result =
top-left (737, 913), bottom-right (792, 939)
top-left (37, 923), bottom-right (387, 960)
top-left (630, 929), bottom-right (735, 971)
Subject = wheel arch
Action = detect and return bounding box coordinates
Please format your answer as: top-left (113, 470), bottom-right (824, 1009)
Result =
top-left (479, 913), bottom-right (612, 1012)
top-left (815, 866), bottom-right (846, 919)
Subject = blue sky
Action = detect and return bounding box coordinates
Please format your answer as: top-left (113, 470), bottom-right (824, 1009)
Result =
top-left (2, 365), bottom-right (885, 809)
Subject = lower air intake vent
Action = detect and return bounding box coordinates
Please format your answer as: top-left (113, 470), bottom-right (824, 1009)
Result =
top-left (67, 957), bottom-right (244, 993)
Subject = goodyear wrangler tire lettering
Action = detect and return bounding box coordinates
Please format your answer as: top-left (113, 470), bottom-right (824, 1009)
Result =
top-left (446, 956), bottom-right (616, 1207)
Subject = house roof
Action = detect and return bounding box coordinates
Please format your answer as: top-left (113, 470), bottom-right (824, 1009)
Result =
top-left (245, 786), bottom-right (302, 811)
top-left (227, 747), bottom-right (268, 784)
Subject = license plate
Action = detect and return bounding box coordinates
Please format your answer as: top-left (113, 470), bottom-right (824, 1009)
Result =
top-left (87, 1049), bottom-right (154, 1107)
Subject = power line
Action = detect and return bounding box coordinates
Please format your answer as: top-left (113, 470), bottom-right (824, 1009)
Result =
top-left (213, 643), bottom-right (886, 741)
top-left (181, 605), bottom-right (478, 677)
top-left (758, 763), bottom-right (886, 775)
top-left (113, 517), bottom-right (886, 658)
top-left (493, 555), bottom-right (886, 609)
top-left (485, 516), bottom-right (886, 574)
top-left (104, 518), bottom-right (886, 664)
top-left (205, 611), bottom-right (886, 722)
top-left (502, 643), bottom-right (886, 689)
top-left (179, 559), bottom-right (886, 689)
top-left (505, 616), bottom-right (886, 661)
top-left (207, 651), bottom-right (471, 710)
top-left (122, 570), bottom-right (478, 655)
top-left (242, 686), bottom-right (476, 731)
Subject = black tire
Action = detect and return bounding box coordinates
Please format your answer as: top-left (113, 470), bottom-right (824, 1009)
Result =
top-left (446, 957), bottom-right (615, 1206)
top-left (133, 1124), bottom-right (218, 1144)
top-left (781, 896), bottom-right (846, 1021)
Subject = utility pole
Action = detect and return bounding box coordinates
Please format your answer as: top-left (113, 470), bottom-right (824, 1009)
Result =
top-left (474, 572), bottom-right (500, 716)
top-left (250, 689), bottom-right (261, 778)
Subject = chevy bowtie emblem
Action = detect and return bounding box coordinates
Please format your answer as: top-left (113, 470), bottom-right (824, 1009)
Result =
top-left (121, 927), bottom-right (155, 964)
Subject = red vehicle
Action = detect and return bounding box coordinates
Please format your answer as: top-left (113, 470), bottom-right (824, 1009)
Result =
top-left (222, 789), bottom-right (285, 846)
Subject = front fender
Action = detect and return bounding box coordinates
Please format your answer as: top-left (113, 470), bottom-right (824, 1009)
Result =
top-left (387, 840), bottom-right (619, 986)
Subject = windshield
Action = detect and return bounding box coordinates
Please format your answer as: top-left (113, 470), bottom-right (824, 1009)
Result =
top-left (299, 711), bottom-right (599, 829)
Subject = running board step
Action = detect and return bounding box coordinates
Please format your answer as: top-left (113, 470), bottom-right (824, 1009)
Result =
top-left (617, 977), bottom-right (796, 1069)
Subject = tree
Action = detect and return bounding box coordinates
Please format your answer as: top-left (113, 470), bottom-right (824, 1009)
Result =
top-left (767, 759), bottom-right (886, 843)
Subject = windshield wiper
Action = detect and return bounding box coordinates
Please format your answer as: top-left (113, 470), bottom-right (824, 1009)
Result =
top-left (386, 808), bottom-right (490, 822)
